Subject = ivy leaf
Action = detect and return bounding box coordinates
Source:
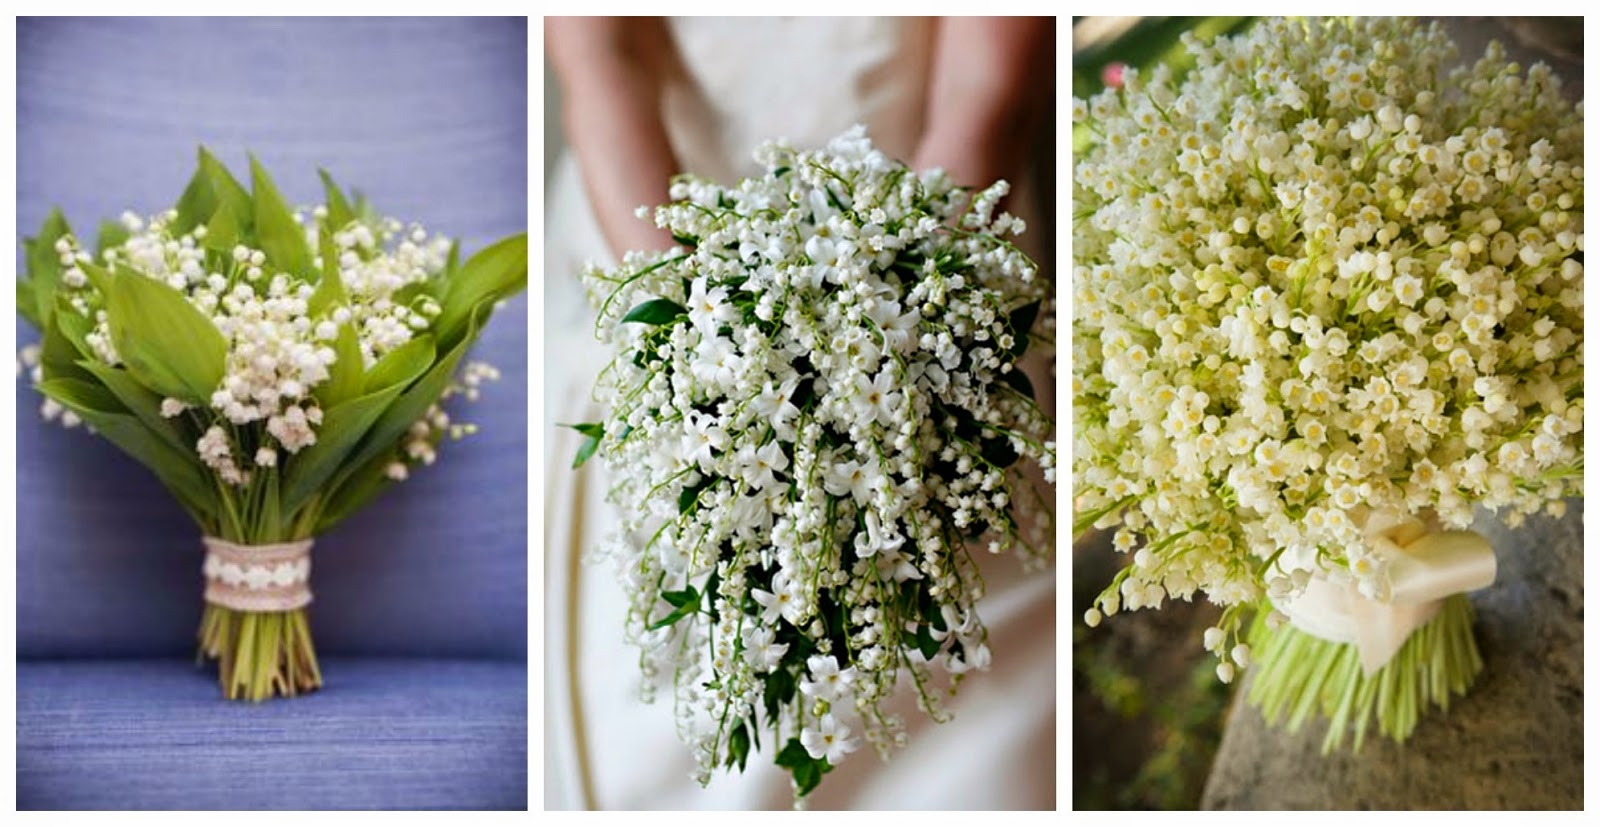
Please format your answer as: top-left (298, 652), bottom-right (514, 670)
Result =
top-left (621, 298), bottom-right (688, 326)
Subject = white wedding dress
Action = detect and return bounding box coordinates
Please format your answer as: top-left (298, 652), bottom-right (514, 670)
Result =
top-left (544, 17), bottom-right (1055, 810)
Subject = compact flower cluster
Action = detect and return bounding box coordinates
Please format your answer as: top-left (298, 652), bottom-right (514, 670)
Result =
top-left (18, 149), bottom-right (527, 699)
top-left (576, 127), bottom-right (1054, 798)
top-left (1073, 17), bottom-right (1583, 671)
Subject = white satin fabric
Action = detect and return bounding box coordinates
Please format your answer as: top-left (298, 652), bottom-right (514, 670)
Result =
top-left (545, 17), bottom-right (1055, 810)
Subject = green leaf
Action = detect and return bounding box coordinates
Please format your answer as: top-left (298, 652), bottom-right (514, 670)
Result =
top-left (202, 202), bottom-right (244, 254)
top-left (363, 335), bottom-right (435, 395)
top-left (39, 316), bottom-right (94, 384)
top-left (17, 279), bottom-right (40, 329)
top-left (77, 360), bottom-right (195, 457)
top-left (280, 383), bottom-right (408, 516)
top-left (562, 422), bottom-right (604, 468)
top-left (25, 208), bottom-right (72, 326)
top-left (915, 624), bottom-right (942, 660)
top-left (96, 220), bottom-right (131, 258)
top-left (1008, 300), bottom-right (1041, 358)
top-left (647, 602), bottom-right (699, 631)
top-left (312, 448), bottom-right (401, 533)
top-left (310, 228), bottom-right (348, 312)
top-left (76, 261), bottom-right (113, 294)
top-left (999, 364), bottom-right (1035, 398)
top-left (198, 147), bottom-right (253, 233)
top-left (763, 667), bottom-right (796, 722)
top-left (105, 269), bottom-right (227, 404)
top-left (317, 324), bottom-right (365, 409)
top-left (281, 336), bottom-right (431, 514)
top-left (251, 155), bottom-right (314, 278)
top-left (679, 478), bottom-right (713, 514)
top-left (327, 297), bottom-right (489, 487)
top-left (661, 586), bottom-right (699, 609)
top-left (434, 233), bottom-right (528, 351)
top-left (621, 298), bottom-right (688, 326)
top-left (36, 378), bottom-right (216, 522)
top-left (727, 721), bottom-right (750, 772)
top-left (318, 168), bottom-right (356, 231)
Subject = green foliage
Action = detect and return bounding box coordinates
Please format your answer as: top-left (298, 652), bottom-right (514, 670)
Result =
top-left (621, 297), bottom-right (688, 326)
top-left (16, 150), bottom-right (527, 545)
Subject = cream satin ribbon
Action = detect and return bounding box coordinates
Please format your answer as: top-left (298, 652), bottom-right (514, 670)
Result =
top-left (202, 537), bottom-right (314, 613)
top-left (1274, 511), bottom-right (1496, 675)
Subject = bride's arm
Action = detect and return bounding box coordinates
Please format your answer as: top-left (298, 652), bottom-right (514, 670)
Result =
top-left (912, 17), bottom-right (1053, 190)
top-left (547, 17), bottom-right (682, 260)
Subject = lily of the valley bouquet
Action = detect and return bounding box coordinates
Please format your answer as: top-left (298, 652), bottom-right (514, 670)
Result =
top-left (1074, 17), bottom-right (1582, 751)
top-left (17, 149), bottom-right (527, 700)
top-left (572, 127), bottom-right (1055, 799)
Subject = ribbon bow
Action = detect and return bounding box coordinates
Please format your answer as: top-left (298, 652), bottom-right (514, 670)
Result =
top-left (1275, 511), bottom-right (1497, 674)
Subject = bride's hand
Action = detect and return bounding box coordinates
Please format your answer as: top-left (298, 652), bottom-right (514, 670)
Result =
top-left (547, 17), bottom-right (683, 261)
top-left (912, 17), bottom-right (1053, 194)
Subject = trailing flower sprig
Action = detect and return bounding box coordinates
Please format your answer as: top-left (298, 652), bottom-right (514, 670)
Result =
top-left (1072, 18), bottom-right (1582, 670)
top-left (572, 127), bottom-right (1055, 799)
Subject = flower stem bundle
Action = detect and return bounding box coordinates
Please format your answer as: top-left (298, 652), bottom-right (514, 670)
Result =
top-left (574, 127), bottom-right (1055, 799)
top-left (17, 148), bottom-right (527, 700)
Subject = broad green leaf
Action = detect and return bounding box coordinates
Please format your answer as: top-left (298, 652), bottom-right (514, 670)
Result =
top-left (309, 228), bottom-right (347, 313)
top-left (281, 335), bottom-right (431, 514)
top-left (78, 360), bottom-right (195, 457)
top-left (434, 233), bottom-right (527, 351)
top-left (316, 324), bottom-right (364, 409)
top-left (36, 378), bottom-right (216, 522)
top-left (203, 202), bottom-right (244, 254)
top-left (17, 280), bottom-right (40, 329)
top-left (647, 599), bottom-right (699, 630)
top-left (251, 155), bottom-right (313, 278)
top-left (318, 169), bottom-right (355, 231)
top-left (258, 470), bottom-right (281, 544)
top-left (96, 220), bottom-right (131, 258)
top-left (106, 270), bottom-right (227, 404)
top-left (26, 208), bottom-right (72, 326)
top-left (54, 299), bottom-right (93, 354)
top-left (661, 586), bottom-right (699, 609)
top-left (39, 317), bottom-right (95, 384)
top-left (363, 335), bottom-right (435, 395)
top-left (172, 161), bottom-right (217, 236)
top-left (312, 448), bottom-right (399, 533)
top-left (727, 721), bottom-right (750, 772)
top-left (280, 383), bottom-right (407, 515)
top-left (199, 147), bottom-right (253, 232)
top-left (622, 298), bottom-right (688, 326)
top-left (77, 261), bottom-right (113, 294)
top-left (35, 377), bottom-right (123, 415)
top-left (321, 298), bottom-right (494, 507)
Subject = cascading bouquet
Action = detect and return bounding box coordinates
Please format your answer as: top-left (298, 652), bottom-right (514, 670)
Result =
top-left (16, 148), bottom-right (527, 701)
top-left (569, 127), bottom-right (1055, 799)
top-left (1073, 16), bottom-right (1583, 751)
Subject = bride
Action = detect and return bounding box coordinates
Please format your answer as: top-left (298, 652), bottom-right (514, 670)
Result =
top-left (544, 16), bottom-right (1055, 809)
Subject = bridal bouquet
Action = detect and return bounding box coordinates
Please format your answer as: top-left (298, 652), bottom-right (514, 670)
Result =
top-left (1074, 17), bottom-right (1582, 751)
top-left (571, 127), bottom-right (1054, 799)
top-left (17, 149), bottom-right (527, 700)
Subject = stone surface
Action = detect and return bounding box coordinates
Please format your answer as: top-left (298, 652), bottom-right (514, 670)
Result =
top-left (1201, 502), bottom-right (1584, 810)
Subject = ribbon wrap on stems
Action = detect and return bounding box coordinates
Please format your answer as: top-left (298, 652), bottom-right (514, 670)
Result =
top-left (1274, 511), bottom-right (1497, 674)
top-left (202, 537), bottom-right (314, 613)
